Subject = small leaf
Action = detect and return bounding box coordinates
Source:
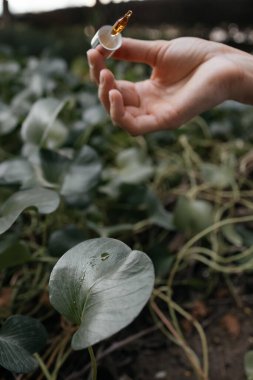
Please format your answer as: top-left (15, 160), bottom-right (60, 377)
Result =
top-left (40, 148), bottom-right (71, 186)
top-left (0, 187), bottom-right (60, 234)
top-left (0, 315), bottom-right (47, 373)
top-left (0, 102), bottom-right (18, 135)
top-left (21, 98), bottom-right (66, 146)
top-left (49, 238), bottom-right (154, 349)
top-left (103, 148), bottom-right (154, 197)
top-left (201, 163), bottom-right (234, 189)
top-left (0, 235), bottom-right (31, 269)
top-left (245, 351), bottom-right (253, 380)
top-left (146, 190), bottom-right (175, 230)
top-left (61, 145), bottom-right (102, 197)
top-left (174, 196), bottom-right (214, 236)
top-left (82, 105), bottom-right (107, 126)
top-left (0, 159), bottom-right (35, 189)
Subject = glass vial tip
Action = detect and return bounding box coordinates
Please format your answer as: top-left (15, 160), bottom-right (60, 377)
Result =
top-left (111, 10), bottom-right (133, 36)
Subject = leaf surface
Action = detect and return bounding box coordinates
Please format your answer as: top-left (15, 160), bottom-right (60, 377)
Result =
top-left (0, 315), bottom-right (47, 373)
top-left (49, 238), bottom-right (154, 349)
top-left (0, 187), bottom-right (60, 234)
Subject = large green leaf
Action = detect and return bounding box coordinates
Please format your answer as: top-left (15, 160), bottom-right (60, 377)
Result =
top-left (0, 315), bottom-right (47, 374)
top-left (49, 238), bottom-right (154, 349)
top-left (0, 234), bottom-right (31, 269)
top-left (0, 187), bottom-right (60, 234)
top-left (21, 98), bottom-right (66, 146)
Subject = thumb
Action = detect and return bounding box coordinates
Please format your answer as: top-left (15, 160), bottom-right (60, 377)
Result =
top-left (113, 38), bottom-right (165, 66)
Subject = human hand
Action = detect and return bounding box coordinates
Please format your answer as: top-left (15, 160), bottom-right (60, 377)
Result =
top-left (87, 37), bottom-right (251, 135)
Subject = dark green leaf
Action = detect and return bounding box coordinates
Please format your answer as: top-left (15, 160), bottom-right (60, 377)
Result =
top-left (0, 235), bottom-right (31, 269)
top-left (40, 148), bottom-right (71, 186)
top-left (146, 190), bottom-right (175, 230)
top-left (174, 196), bottom-right (214, 236)
top-left (48, 225), bottom-right (87, 257)
top-left (0, 315), bottom-right (47, 374)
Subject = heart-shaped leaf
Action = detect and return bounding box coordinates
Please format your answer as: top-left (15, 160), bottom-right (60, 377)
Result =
top-left (49, 238), bottom-right (154, 349)
top-left (0, 234), bottom-right (31, 270)
top-left (21, 98), bottom-right (66, 146)
top-left (0, 187), bottom-right (60, 234)
top-left (0, 315), bottom-right (47, 374)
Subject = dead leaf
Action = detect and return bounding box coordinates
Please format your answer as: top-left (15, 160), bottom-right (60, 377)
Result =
top-left (221, 313), bottom-right (240, 337)
top-left (0, 287), bottom-right (12, 308)
top-left (192, 300), bottom-right (209, 319)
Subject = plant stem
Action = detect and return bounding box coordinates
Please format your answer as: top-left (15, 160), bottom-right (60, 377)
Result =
top-left (88, 346), bottom-right (97, 380)
top-left (34, 353), bottom-right (53, 380)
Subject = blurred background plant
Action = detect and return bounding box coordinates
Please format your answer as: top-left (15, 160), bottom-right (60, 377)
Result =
top-left (0, 1), bottom-right (253, 379)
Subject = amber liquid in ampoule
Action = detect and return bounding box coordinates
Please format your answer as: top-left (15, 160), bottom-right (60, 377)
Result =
top-left (111, 10), bottom-right (133, 36)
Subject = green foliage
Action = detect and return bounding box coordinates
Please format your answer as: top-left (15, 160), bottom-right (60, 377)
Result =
top-left (0, 36), bottom-right (253, 379)
top-left (0, 234), bottom-right (30, 269)
top-left (245, 351), bottom-right (253, 380)
top-left (174, 196), bottom-right (214, 236)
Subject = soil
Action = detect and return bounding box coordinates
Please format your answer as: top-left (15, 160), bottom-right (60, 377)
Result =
top-left (97, 301), bottom-right (253, 380)
top-left (1, 295), bottom-right (253, 380)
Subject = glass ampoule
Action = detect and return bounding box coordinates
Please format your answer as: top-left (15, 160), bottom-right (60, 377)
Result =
top-left (91, 11), bottom-right (133, 58)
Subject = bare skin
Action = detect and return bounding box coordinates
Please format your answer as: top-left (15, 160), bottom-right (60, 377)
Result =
top-left (87, 37), bottom-right (253, 135)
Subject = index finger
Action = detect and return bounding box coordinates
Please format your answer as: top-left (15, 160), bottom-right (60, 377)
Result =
top-left (86, 48), bottom-right (106, 85)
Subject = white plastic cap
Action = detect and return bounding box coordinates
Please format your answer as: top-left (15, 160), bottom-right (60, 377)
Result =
top-left (91, 25), bottom-right (122, 58)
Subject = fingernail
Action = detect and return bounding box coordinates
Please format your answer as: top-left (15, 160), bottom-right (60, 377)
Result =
top-left (109, 90), bottom-right (114, 102)
top-left (100, 72), bottom-right (105, 85)
top-left (86, 51), bottom-right (94, 69)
